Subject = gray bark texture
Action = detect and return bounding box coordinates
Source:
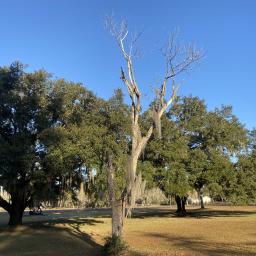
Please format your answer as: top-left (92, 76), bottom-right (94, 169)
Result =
top-left (107, 153), bottom-right (125, 237)
top-left (112, 199), bottom-right (125, 237)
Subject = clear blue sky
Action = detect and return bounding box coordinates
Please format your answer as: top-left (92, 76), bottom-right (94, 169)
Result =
top-left (0, 0), bottom-right (255, 129)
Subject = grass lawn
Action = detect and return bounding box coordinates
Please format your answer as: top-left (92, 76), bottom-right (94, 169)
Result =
top-left (0, 206), bottom-right (255, 256)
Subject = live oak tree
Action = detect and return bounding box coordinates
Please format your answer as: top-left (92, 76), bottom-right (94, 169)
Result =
top-left (0, 63), bottom-right (99, 225)
top-left (143, 114), bottom-right (190, 215)
top-left (0, 62), bottom-right (55, 225)
top-left (169, 96), bottom-right (247, 208)
top-left (106, 17), bottom-right (203, 238)
top-left (39, 80), bottom-right (99, 207)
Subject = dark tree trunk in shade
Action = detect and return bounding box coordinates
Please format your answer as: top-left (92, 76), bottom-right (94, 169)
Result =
top-left (8, 200), bottom-right (25, 226)
top-left (175, 195), bottom-right (187, 216)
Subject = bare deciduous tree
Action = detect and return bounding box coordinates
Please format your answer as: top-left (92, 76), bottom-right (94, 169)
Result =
top-left (105, 16), bottom-right (203, 238)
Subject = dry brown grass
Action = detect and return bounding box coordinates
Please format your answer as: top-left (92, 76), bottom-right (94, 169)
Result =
top-left (0, 206), bottom-right (255, 256)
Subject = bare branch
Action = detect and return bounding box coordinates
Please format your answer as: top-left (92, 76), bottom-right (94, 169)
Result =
top-left (161, 32), bottom-right (204, 80)
top-left (106, 15), bottom-right (142, 124)
top-left (153, 32), bottom-right (203, 124)
top-left (129, 31), bottom-right (143, 58)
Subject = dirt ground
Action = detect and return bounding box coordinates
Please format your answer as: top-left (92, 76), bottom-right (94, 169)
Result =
top-left (0, 205), bottom-right (255, 256)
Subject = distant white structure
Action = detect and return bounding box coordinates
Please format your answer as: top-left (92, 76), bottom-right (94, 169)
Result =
top-left (202, 196), bottom-right (212, 204)
top-left (187, 195), bottom-right (212, 205)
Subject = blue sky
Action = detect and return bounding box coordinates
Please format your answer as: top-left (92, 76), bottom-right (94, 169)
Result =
top-left (0, 0), bottom-right (255, 129)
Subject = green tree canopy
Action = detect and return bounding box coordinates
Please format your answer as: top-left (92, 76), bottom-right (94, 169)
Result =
top-left (0, 62), bottom-right (55, 224)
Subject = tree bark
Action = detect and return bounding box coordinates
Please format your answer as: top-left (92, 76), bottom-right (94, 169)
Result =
top-left (112, 199), bottom-right (125, 237)
top-left (107, 153), bottom-right (125, 238)
top-left (175, 195), bottom-right (182, 213)
top-left (200, 195), bottom-right (204, 209)
top-left (8, 205), bottom-right (24, 225)
top-left (152, 110), bottom-right (162, 139)
top-left (125, 153), bottom-right (138, 218)
top-left (175, 195), bottom-right (187, 216)
top-left (7, 190), bottom-right (27, 226)
top-left (198, 190), bottom-right (205, 209)
top-left (126, 125), bottom-right (153, 218)
top-left (181, 197), bottom-right (187, 213)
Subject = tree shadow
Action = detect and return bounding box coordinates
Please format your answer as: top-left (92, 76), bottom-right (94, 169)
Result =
top-left (129, 207), bottom-right (256, 219)
top-left (186, 208), bottom-right (256, 219)
top-left (40, 208), bottom-right (112, 220)
top-left (0, 218), bottom-right (104, 256)
top-left (147, 233), bottom-right (256, 256)
top-left (1, 206), bottom-right (255, 224)
top-left (131, 207), bottom-right (174, 219)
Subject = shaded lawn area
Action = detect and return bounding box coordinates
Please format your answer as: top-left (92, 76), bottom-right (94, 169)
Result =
top-left (0, 206), bottom-right (256, 256)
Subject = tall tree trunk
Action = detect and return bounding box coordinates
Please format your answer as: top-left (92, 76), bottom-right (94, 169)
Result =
top-left (198, 190), bottom-right (205, 209)
top-left (107, 153), bottom-right (125, 238)
top-left (112, 199), bottom-right (125, 237)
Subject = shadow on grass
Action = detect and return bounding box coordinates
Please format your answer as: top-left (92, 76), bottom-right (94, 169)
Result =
top-left (129, 207), bottom-right (256, 219)
top-left (7, 206), bottom-right (253, 223)
top-left (0, 218), bottom-right (104, 256)
top-left (147, 233), bottom-right (256, 256)
top-left (186, 208), bottom-right (256, 219)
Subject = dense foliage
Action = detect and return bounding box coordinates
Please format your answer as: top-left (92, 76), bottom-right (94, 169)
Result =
top-left (0, 62), bottom-right (255, 225)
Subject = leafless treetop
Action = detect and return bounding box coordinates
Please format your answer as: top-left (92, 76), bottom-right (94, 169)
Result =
top-left (105, 16), bottom-right (204, 119)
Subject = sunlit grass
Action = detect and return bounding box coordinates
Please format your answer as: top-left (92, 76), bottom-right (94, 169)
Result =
top-left (0, 206), bottom-right (255, 256)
